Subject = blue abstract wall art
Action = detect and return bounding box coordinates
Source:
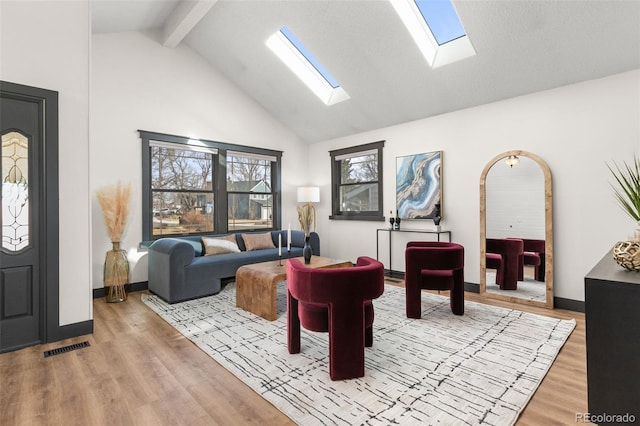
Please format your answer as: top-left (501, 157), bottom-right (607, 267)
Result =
top-left (396, 151), bottom-right (442, 219)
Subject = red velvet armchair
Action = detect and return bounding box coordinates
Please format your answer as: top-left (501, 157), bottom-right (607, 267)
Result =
top-left (286, 256), bottom-right (385, 381)
top-left (486, 252), bottom-right (504, 286)
top-left (405, 241), bottom-right (465, 318)
top-left (517, 238), bottom-right (545, 282)
top-left (486, 238), bottom-right (524, 290)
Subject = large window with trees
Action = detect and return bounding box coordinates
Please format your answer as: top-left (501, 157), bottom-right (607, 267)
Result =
top-left (329, 141), bottom-right (384, 221)
top-left (140, 130), bottom-right (282, 241)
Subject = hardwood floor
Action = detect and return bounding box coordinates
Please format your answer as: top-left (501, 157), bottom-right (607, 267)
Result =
top-left (0, 285), bottom-right (589, 425)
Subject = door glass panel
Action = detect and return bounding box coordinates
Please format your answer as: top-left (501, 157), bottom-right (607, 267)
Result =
top-left (2, 131), bottom-right (30, 252)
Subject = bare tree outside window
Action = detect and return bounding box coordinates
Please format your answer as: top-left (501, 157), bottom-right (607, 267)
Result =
top-left (341, 154), bottom-right (378, 183)
top-left (151, 146), bottom-right (214, 236)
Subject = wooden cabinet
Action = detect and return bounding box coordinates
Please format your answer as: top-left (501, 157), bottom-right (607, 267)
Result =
top-left (584, 251), bottom-right (640, 424)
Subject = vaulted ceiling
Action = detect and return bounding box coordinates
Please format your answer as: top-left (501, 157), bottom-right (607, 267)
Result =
top-left (92, 0), bottom-right (640, 143)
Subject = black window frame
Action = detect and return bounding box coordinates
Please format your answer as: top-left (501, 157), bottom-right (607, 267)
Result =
top-left (329, 140), bottom-right (384, 221)
top-left (140, 130), bottom-right (282, 241)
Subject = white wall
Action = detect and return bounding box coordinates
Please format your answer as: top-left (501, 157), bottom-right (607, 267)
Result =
top-left (309, 69), bottom-right (640, 302)
top-left (0, 1), bottom-right (91, 325)
top-left (90, 31), bottom-right (307, 288)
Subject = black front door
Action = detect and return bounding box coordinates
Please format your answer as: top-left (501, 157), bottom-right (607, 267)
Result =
top-left (0, 83), bottom-right (52, 352)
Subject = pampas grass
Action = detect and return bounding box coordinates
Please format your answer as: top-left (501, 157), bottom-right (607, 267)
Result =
top-left (297, 202), bottom-right (316, 236)
top-left (96, 181), bottom-right (132, 242)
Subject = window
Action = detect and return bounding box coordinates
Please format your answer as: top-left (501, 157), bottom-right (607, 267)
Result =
top-left (140, 130), bottom-right (282, 241)
top-left (227, 151), bottom-right (276, 231)
top-left (2, 131), bottom-right (30, 252)
top-left (150, 141), bottom-right (216, 237)
top-left (329, 141), bottom-right (384, 221)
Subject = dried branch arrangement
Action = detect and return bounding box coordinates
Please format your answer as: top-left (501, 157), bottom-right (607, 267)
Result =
top-left (297, 202), bottom-right (316, 236)
top-left (96, 181), bottom-right (132, 242)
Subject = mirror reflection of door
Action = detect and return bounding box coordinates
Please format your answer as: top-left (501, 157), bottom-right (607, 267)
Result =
top-left (480, 150), bottom-right (553, 309)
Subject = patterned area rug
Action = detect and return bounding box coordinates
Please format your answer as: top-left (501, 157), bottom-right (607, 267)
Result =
top-left (142, 283), bottom-right (575, 425)
top-left (486, 272), bottom-right (546, 302)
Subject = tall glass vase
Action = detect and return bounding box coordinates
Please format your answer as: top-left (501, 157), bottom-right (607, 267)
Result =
top-left (104, 241), bottom-right (129, 303)
top-left (303, 236), bottom-right (312, 264)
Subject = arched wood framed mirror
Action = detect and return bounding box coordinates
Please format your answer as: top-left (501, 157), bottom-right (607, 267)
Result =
top-left (480, 150), bottom-right (553, 309)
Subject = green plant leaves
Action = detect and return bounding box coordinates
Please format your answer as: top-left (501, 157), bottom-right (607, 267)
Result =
top-left (607, 156), bottom-right (640, 222)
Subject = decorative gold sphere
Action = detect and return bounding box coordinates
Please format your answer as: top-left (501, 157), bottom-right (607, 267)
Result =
top-left (612, 241), bottom-right (640, 271)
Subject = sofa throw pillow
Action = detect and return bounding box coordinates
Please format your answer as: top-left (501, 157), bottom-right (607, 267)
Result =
top-left (202, 236), bottom-right (241, 256)
top-left (242, 232), bottom-right (276, 251)
top-left (217, 234), bottom-right (238, 245)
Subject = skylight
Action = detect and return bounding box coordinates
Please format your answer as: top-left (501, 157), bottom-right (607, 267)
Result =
top-left (415, 0), bottom-right (465, 45)
top-left (266, 26), bottom-right (349, 106)
top-left (391, 0), bottom-right (476, 68)
top-left (279, 27), bottom-right (340, 89)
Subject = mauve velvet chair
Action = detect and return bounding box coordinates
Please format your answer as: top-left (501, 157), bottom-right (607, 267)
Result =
top-left (486, 238), bottom-right (524, 290)
top-left (286, 256), bottom-right (385, 381)
top-left (404, 241), bottom-right (465, 318)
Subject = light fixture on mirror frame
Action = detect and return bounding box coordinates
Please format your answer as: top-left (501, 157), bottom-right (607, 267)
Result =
top-left (505, 155), bottom-right (520, 168)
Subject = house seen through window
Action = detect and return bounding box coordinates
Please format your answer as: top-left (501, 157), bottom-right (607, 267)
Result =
top-left (227, 152), bottom-right (275, 232)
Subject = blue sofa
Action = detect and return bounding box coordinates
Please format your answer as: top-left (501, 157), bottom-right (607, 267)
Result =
top-left (148, 230), bottom-right (320, 303)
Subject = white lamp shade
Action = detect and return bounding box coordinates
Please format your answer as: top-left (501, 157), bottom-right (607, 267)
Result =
top-left (297, 186), bottom-right (320, 203)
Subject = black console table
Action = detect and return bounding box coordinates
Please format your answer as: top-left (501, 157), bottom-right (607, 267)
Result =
top-left (376, 228), bottom-right (452, 276)
top-left (584, 250), bottom-right (640, 424)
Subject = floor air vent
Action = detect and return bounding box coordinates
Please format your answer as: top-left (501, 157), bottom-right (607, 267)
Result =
top-left (44, 341), bottom-right (90, 358)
